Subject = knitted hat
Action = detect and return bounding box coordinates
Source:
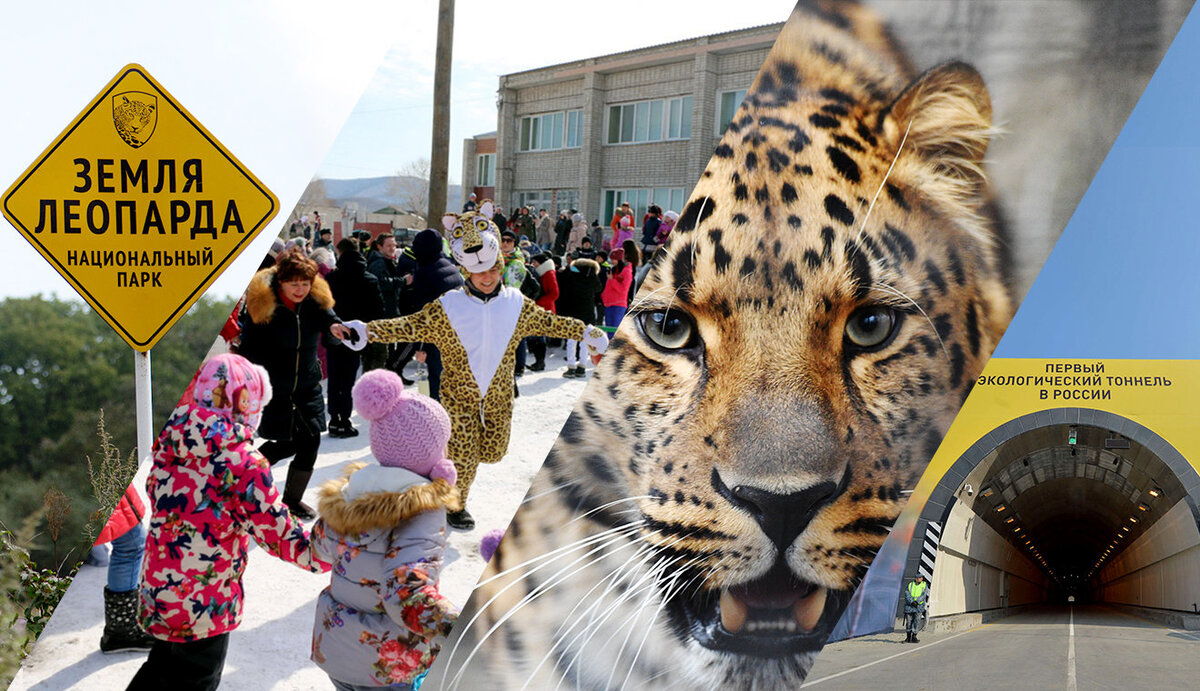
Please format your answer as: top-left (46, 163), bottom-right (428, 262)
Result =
top-left (480, 529), bottom-right (506, 562)
top-left (189, 353), bottom-right (272, 432)
top-left (609, 248), bottom-right (625, 263)
top-left (352, 369), bottom-right (456, 483)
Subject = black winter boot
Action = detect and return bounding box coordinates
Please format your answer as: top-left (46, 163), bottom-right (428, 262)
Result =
top-left (447, 509), bottom-right (475, 530)
top-left (101, 587), bottom-right (155, 653)
top-left (282, 467), bottom-right (317, 520)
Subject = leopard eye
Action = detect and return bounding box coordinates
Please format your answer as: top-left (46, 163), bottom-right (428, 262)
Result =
top-left (640, 309), bottom-right (697, 350)
top-left (451, 225), bottom-right (465, 239)
top-left (845, 306), bottom-right (899, 351)
top-left (476, 219), bottom-right (488, 229)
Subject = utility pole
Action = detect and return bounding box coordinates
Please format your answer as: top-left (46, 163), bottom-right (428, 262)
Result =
top-left (428, 0), bottom-right (454, 225)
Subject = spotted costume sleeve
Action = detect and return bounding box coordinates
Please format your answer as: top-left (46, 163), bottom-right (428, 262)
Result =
top-left (367, 301), bottom-right (441, 347)
top-left (516, 298), bottom-right (588, 340)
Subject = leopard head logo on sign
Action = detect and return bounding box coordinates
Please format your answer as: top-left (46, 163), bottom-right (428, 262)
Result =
top-left (112, 91), bottom-right (157, 148)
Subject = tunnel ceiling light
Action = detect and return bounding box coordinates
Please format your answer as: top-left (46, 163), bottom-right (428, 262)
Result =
top-left (1148, 487), bottom-right (1163, 498)
top-left (981, 487), bottom-right (994, 498)
top-left (1122, 526), bottom-right (1130, 532)
top-left (1137, 503), bottom-right (1150, 512)
top-left (995, 504), bottom-right (1007, 513)
top-left (1130, 516), bottom-right (1139, 523)
top-left (1004, 517), bottom-right (1015, 524)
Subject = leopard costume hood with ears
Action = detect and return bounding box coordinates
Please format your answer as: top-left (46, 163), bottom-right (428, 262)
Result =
top-left (443, 200), bottom-right (501, 274)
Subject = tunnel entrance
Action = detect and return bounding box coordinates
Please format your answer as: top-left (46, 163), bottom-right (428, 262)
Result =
top-left (903, 408), bottom-right (1200, 618)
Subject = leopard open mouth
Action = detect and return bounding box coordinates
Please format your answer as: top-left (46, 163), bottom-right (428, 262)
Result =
top-left (666, 561), bottom-right (847, 656)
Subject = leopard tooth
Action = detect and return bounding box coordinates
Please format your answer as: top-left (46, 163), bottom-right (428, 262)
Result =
top-left (794, 587), bottom-right (828, 632)
top-left (719, 590), bottom-right (747, 633)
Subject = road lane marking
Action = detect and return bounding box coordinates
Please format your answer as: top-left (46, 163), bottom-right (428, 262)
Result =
top-left (801, 626), bottom-right (988, 687)
top-left (1067, 606), bottom-right (1076, 691)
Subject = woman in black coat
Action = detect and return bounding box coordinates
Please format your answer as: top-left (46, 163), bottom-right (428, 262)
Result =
top-left (237, 248), bottom-right (349, 519)
top-left (555, 256), bottom-right (603, 377)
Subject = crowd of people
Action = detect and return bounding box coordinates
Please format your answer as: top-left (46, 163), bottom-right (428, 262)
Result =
top-left (93, 202), bottom-right (611, 690)
top-left (459, 194), bottom-right (680, 374)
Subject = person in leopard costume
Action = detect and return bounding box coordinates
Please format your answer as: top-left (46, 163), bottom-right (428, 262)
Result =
top-left (343, 202), bottom-right (608, 530)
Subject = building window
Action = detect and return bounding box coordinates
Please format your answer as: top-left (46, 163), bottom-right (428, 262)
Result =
top-left (476, 153), bottom-right (495, 187)
top-left (717, 89), bottom-right (748, 135)
top-left (606, 96), bottom-right (693, 144)
top-left (519, 110), bottom-right (584, 152)
top-left (512, 190), bottom-right (579, 218)
top-left (602, 187), bottom-right (687, 227)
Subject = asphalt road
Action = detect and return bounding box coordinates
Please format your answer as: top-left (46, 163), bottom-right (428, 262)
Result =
top-left (804, 605), bottom-right (1200, 690)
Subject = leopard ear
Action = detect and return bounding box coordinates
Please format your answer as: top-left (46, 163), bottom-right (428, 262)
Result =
top-left (882, 61), bottom-right (994, 212)
top-left (479, 200), bottom-right (494, 218)
top-left (442, 213), bottom-right (459, 233)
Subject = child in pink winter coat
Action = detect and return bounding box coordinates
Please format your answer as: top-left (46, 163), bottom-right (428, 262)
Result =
top-left (311, 369), bottom-right (459, 690)
top-left (130, 354), bottom-right (331, 691)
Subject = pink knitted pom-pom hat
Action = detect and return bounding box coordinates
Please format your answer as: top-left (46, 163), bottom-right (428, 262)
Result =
top-left (351, 369), bottom-right (455, 483)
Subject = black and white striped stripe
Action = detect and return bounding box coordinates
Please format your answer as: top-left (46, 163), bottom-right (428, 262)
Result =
top-left (918, 520), bottom-right (942, 581)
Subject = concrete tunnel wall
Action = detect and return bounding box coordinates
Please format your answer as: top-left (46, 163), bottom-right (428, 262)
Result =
top-left (910, 407), bottom-right (1200, 618)
top-left (930, 499), bottom-right (1047, 617)
top-left (1097, 499), bottom-right (1200, 610)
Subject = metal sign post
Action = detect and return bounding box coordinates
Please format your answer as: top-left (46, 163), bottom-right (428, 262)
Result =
top-left (135, 350), bottom-right (153, 464)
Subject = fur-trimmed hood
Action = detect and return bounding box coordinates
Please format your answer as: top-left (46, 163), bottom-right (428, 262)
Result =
top-left (571, 258), bottom-right (600, 276)
top-left (245, 266), bottom-right (335, 324)
top-left (317, 462), bottom-right (460, 535)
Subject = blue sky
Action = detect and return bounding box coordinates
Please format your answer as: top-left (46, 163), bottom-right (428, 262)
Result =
top-left (992, 4), bottom-right (1200, 360)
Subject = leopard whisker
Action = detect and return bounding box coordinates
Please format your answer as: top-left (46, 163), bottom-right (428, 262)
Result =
top-left (446, 527), bottom-right (644, 690)
top-left (869, 280), bottom-right (949, 361)
top-left (556, 527), bottom-right (705, 676)
top-left (617, 561), bottom-right (712, 688)
top-left (856, 117), bottom-right (913, 246)
top-left (567, 495), bottom-right (657, 526)
top-left (553, 549), bottom-right (681, 691)
top-left (556, 531), bottom-right (708, 687)
top-left (473, 521), bottom-right (642, 588)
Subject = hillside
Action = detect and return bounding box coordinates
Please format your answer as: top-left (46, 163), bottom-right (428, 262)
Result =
top-left (299, 176), bottom-right (463, 216)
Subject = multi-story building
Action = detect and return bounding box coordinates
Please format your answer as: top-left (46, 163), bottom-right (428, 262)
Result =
top-left (462, 23), bottom-right (782, 231)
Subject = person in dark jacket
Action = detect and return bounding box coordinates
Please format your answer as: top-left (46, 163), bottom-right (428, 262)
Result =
top-left (640, 204), bottom-right (662, 255)
top-left (553, 210), bottom-right (572, 256)
top-left (492, 205), bottom-right (509, 237)
top-left (410, 228), bottom-right (464, 400)
top-left (238, 248), bottom-right (351, 519)
top-left (365, 233), bottom-right (415, 376)
top-left (556, 256), bottom-right (603, 377)
top-left (324, 239), bottom-right (384, 438)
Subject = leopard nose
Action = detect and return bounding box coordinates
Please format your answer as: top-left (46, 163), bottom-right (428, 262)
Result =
top-left (723, 478), bottom-right (840, 551)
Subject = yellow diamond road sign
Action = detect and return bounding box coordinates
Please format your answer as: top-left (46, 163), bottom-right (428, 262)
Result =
top-left (2, 64), bottom-right (278, 351)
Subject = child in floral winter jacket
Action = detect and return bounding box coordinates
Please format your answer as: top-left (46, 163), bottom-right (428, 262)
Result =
top-left (129, 354), bottom-right (331, 691)
top-left (311, 369), bottom-right (460, 690)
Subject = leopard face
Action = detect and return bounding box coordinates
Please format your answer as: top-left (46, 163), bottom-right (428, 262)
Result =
top-left (468, 1), bottom-right (1014, 688)
top-left (112, 94), bottom-right (156, 148)
top-left (443, 200), bottom-right (500, 274)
